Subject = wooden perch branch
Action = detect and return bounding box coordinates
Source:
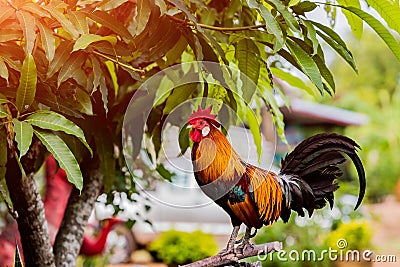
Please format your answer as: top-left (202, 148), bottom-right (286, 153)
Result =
top-left (181, 241), bottom-right (282, 267)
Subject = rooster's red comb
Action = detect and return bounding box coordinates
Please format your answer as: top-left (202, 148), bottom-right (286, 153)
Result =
top-left (188, 106), bottom-right (220, 126)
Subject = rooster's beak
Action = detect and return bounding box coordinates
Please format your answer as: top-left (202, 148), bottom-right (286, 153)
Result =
top-left (186, 124), bottom-right (192, 129)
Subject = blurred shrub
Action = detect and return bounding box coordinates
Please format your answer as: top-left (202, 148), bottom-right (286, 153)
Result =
top-left (325, 220), bottom-right (372, 252)
top-left (148, 229), bottom-right (218, 266)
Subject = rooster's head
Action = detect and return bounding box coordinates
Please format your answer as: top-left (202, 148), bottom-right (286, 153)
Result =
top-left (187, 106), bottom-right (220, 143)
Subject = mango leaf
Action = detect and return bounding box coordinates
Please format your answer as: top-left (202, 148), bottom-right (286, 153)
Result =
top-left (0, 128), bottom-right (7, 181)
top-left (37, 21), bottom-right (56, 62)
top-left (42, 4), bottom-right (79, 39)
top-left (99, 76), bottom-right (109, 113)
top-left (73, 34), bottom-right (117, 52)
top-left (57, 51), bottom-right (87, 87)
top-left (267, 0), bottom-right (300, 32)
top-left (246, 0), bottom-right (284, 50)
top-left (271, 67), bottom-right (317, 96)
top-left (33, 128), bottom-right (83, 191)
top-left (105, 61), bottom-right (118, 97)
top-left (0, 7), bottom-right (14, 25)
top-left (246, 107), bottom-right (262, 162)
top-left (0, 105), bottom-right (7, 119)
top-left (291, 1), bottom-right (317, 15)
top-left (301, 19), bottom-right (319, 55)
top-left (337, 0), bottom-right (363, 39)
top-left (164, 83), bottom-right (199, 114)
top-left (0, 58), bottom-right (9, 82)
top-left (156, 163), bottom-right (175, 181)
top-left (83, 10), bottom-right (133, 41)
top-left (47, 41), bottom-right (74, 79)
top-left (340, 5), bottom-right (400, 60)
top-left (286, 39), bottom-right (324, 94)
top-left (366, 0), bottom-right (400, 34)
top-left (316, 29), bottom-right (357, 72)
top-left (16, 10), bottom-right (36, 55)
top-left (133, 0), bottom-right (153, 36)
top-left (235, 38), bottom-right (261, 103)
top-left (12, 119), bottom-right (33, 158)
top-left (16, 54), bottom-right (37, 113)
top-left (178, 126), bottom-right (190, 156)
top-left (21, 2), bottom-right (51, 18)
top-left (25, 110), bottom-right (92, 155)
top-left (75, 88), bottom-right (93, 115)
top-left (98, 0), bottom-right (129, 11)
top-left (68, 10), bottom-right (89, 35)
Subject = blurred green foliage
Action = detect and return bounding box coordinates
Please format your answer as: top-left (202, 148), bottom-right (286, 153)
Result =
top-left (325, 220), bottom-right (372, 252)
top-left (325, 30), bottom-right (400, 202)
top-left (148, 229), bottom-right (218, 266)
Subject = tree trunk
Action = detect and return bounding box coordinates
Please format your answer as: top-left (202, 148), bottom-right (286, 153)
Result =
top-left (5, 154), bottom-right (55, 267)
top-left (53, 155), bottom-right (103, 267)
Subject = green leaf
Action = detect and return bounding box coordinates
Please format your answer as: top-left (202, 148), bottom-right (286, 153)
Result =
top-left (178, 126), bottom-right (190, 156)
top-left (291, 1), bottom-right (317, 15)
top-left (33, 128), bottom-right (83, 191)
top-left (246, 0), bottom-right (284, 50)
top-left (341, 5), bottom-right (400, 61)
top-left (0, 105), bottom-right (7, 119)
top-left (16, 10), bottom-right (36, 55)
top-left (105, 61), bottom-right (118, 97)
top-left (47, 41), bottom-right (74, 79)
top-left (337, 0), bottom-right (363, 39)
top-left (16, 54), bottom-right (37, 113)
top-left (235, 39), bottom-right (261, 103)
top-left (12, 119), bottom-right (33, 158)
top-left (301, 19), bottom-right (319, 55)
top-left (366, 0), bottom-right (400, 35)
top-left (0, 57), bottom-right (9, 82)
top-left (286, 39), bottom-right (324, 94)
top-left (73, 34), bottom-right (117, 52)
top-left (99, 76), bottom-right (109, 113)
top-left (156, 163), bottom-right (175, 181)
top-left (42, 4), bottom-right (79, 39)
top-left (267, 0), bottom-right (300, 32)
top-left (245, 107), bottom-right (262, 162)
top-left (316, 29), bottom-right (357, 72)
top-left (25, 110), bottom-right (92, 155)
top-left (75, 88), bottom-right (93, 115)
top-left (57, 51), bottom-right (86, 87)
top-left (164, 83), bottom-right (199, 114)
top-left (37, 21), bottom-right (56, 62)
top-left (132, 0), bottom-right (153, 35)
top-left (270, 67), bottom-right (317, 96)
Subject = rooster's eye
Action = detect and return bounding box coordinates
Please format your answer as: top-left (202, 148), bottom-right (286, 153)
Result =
top-left (199, 121), bottom-right (203, 125)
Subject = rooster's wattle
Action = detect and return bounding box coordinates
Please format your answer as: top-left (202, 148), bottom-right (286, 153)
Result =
top-left (187, 106), bottom-right (366, 253)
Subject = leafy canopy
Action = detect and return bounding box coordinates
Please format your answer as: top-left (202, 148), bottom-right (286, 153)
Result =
top-left (0, 0), bottom-right (399, 193)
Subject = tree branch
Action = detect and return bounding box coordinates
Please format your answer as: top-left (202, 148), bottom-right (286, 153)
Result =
top-left (180, 241), bottom-right (282, 267)
top-left (166, 14), bottom-right (266, 32)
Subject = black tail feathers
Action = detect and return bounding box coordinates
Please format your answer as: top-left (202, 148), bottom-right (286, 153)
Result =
top-left (278, 133), bottom-right (366, 223)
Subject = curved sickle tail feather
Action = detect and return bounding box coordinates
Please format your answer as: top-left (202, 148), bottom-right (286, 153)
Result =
top-left (278, 133), bottom-right (366, 223)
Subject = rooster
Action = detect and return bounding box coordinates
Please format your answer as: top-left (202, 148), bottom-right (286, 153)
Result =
top-left (187, 106), bottom-right (366, 254)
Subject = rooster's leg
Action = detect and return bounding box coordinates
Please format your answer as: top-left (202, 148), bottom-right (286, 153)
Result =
top-left (237, 227), bottom-right (254, 254)
top-left (219, 225), bottom-right (240, 255)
